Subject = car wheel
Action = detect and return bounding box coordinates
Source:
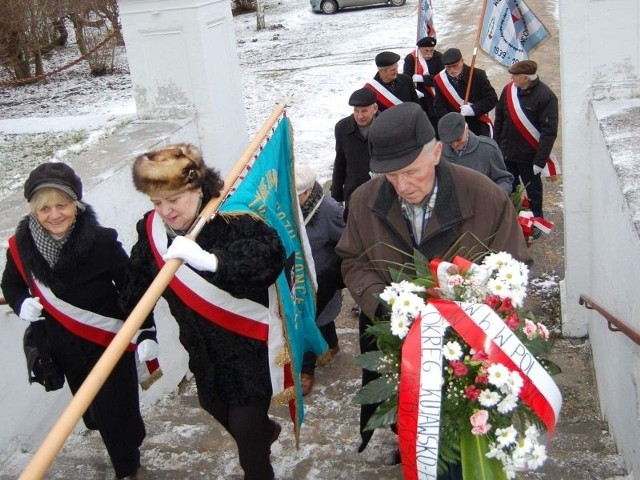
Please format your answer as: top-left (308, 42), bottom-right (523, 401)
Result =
top-left (321, 0), bottom-right (338, 14)
top-left (390, 0), bottom-right (406, 6)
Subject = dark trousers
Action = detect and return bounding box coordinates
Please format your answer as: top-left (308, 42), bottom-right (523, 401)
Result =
top-left (358, 311), bottom-right (384, 452)
top-left (207, 397), bottom-right (276, 480)
top-left (301, 321), bottom-right (338, 375)
top-left (54, 331), bottom-right (144, 479)
top-left (506, 160), bottom-right (544, 217)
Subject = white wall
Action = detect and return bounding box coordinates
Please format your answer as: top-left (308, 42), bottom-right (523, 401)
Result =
top-left (118, 0), bottom-right (248, 177)
top-left (560, 0), bottom-right (640, 476)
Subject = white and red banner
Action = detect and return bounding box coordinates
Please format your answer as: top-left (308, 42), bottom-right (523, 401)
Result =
top-left (147, 211), bottom-right (287, 396)
top-left (398, 299), bottom-right (563, 480)
top-left (8, 236), bottom-right (160, 387)
top-left (365, 80), bottom-right (403, 110)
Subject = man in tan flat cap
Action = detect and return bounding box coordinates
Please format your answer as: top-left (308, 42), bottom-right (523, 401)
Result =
top-left (494, 60), bottom-right (559, 239)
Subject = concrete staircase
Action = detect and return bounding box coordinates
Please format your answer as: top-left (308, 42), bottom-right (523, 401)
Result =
top-left (0, 299), bottom-right (630, 480)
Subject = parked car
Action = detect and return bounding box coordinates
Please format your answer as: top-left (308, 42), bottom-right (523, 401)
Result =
top-left (310, 0), bottom-right (406, 15)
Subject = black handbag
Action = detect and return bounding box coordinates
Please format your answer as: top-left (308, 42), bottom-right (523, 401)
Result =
top-left (23, 320), bottom-right (65, 392)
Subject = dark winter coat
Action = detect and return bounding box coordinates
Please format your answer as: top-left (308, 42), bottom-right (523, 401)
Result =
top-left (336, 160), bottom-right (532, 319)
top-left (403, 50), bottom-right (444, 119)
top-left (1, 206), bottom-right (145, 474)
top-left (302, 185), bottom-right (345, 326)
top-left (120, 209), bottom-right (286, 411)
top-left (434, 64), bottom-right (498, 137)
top-left (371, 71), bottom-right (420, 112)
top-left (493, 78), bottom-right (559, 167)
top-left (331, 114), bottom-right (373, 204)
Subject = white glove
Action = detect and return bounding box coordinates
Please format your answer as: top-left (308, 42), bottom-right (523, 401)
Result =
top-left (533, 165), bottom-right (544, 175)
top-left (137, 339), bottom-right (159, 362)
top-left (412, 74), bottom-right (424, 83)
top-left (163, 236), bottom-right (218, 272)
top-left (19, 297), bottom-right (43, 322)
top-left (460, 104), bottom-right (475, 116)
top-left (416, 89), bottom-right (425, 99)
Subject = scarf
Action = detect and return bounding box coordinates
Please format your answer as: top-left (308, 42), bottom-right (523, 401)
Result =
top-left (300, 182), bottom-right (324, 226)
top-left (28, 214), bottom-right (74, 269)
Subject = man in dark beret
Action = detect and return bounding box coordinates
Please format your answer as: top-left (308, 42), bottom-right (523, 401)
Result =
top-left (364, 51), bottom-right (419, 112)
top-left (433, 47), bottom-right (498, 138)
top-left (403, 36), bottom-right (444, 134)
top-left (331, 88), bottom-right (378, 220)
top-left (494, 60), bottom-right (559, 239)
top-left (336, 102), bottom-right (531, 477)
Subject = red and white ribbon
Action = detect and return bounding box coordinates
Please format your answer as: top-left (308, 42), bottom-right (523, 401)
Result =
top-left (364, 79), bottom-right (403, 109)
top-left (398, 299), bottom-right (563, 480)
top-left (147, 212), bottom-right (286, 395)
top-left (518, 210), bottom-right (554, 237)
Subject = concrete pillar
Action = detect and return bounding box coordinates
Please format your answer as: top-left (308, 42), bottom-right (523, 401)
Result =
top-left (117, 0), bottom-right (248, 176)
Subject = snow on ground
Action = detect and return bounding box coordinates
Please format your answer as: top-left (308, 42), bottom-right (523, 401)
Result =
top-left (0, 0), bottom-right (488, 198)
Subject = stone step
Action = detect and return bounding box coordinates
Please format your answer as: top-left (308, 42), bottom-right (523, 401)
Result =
top-left (0, 305), bottom-right (630, 480)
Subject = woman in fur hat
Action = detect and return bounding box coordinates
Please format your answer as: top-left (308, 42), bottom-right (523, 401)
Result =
top-left (122, 144), bottom-right (285, 480)
top-left (1, 162), bottom-right (155, 479)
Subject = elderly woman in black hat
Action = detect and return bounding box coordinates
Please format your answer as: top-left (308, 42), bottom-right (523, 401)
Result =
top-left (1, 162), bottom-right (156, 479)
top-left (121, 144), bottom-right (286, 480)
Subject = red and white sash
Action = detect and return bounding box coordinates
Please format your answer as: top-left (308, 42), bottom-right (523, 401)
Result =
top-left (364, 79), bottom-right (403, 110)
top-left (7, 236), bottom-right (160, 386)
top-left (506, 82), bottom-right (561, 177)
top-left (411, 49), bottom-right (435, 98)
top-left (434, 71), bottom-right (494, 136)
top-left (146, 212), bottom-right (286, 396)
top-left (399, 299), bottom-right (562, 480)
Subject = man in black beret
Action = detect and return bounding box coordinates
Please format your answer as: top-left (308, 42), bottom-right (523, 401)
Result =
top-left (331, 88), bottom-right (378, 221)
top-left (403, 36), bottom-right (444, 134)
top-left (336, 102), bottom-right (531, 476)
top-left (433, 47), bottom-right (498, 138)
top-left (364, 50), bottom-right (419, 112)
top-left (494, 60), bottom-right (559, 239)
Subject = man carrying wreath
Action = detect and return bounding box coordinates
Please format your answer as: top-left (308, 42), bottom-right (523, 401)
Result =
top-left (336, 102), bottom-right (531, 478)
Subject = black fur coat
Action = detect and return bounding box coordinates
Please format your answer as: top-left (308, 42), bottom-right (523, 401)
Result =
top-left (120, 210), bottom-right (286, 409)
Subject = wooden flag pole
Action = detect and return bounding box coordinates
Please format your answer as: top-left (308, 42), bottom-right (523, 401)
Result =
top-left (464, 0), bottom-right (489, 104)
top-left (18, 102), bottom-right (287, 480)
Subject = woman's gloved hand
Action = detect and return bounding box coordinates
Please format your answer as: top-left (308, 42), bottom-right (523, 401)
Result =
top-left (163, 236), bottom-right (218, 272)
top-left (136, 339), bottom-right (159, 362)
top-left (19, 297), bottom-right (44, 322)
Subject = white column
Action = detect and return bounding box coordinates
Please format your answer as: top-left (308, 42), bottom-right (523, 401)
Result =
top-left (117, 0), bottom-right (248, 176)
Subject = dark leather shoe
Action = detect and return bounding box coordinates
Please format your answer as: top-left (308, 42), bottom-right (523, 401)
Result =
top-left (270, 421), bottom-right (282, 445)
top-left (300, 373), bottom-right (314, 396)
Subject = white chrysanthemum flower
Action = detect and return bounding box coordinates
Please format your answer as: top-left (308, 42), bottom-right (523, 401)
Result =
top-left (482, 251), bottom-right (514, 271)
top-left (505, 371), bottom-right (524, 395)
top-left (487, 363), bottom-right (510, 388)
top-left (487, 277), bottom-right (509, 298)
top-left (508, 285), bottom-right (527, 308)
top-left (495, 425), bottom-right (518, 447)
top-left (497, 394), bottom-right (518, 413)
top-left (393, 291), bottom-right (424, 317)
top-left (527, 444), bottom-right (547, 469)
top-left (379, 289), bottom-right (398, 307)
top-left (496, 263), bottom-right (526, 289)
top-left (478, 389), bottom-right (501, 407)
top-left (443, 340), bottom-right (463, 361)
top-left (395, 280), bottom-right (425, 295)
top-left (389, 310), bottom-right (410, 339)
top-left (525, 425), bottom-right (540, 441)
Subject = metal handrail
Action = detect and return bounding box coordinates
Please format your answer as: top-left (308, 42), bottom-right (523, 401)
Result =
top-left (579, 294), bottom-right (640, 346)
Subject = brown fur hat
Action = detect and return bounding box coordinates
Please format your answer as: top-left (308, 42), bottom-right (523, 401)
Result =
top-left (132, 143), bottom-right (207, 196)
